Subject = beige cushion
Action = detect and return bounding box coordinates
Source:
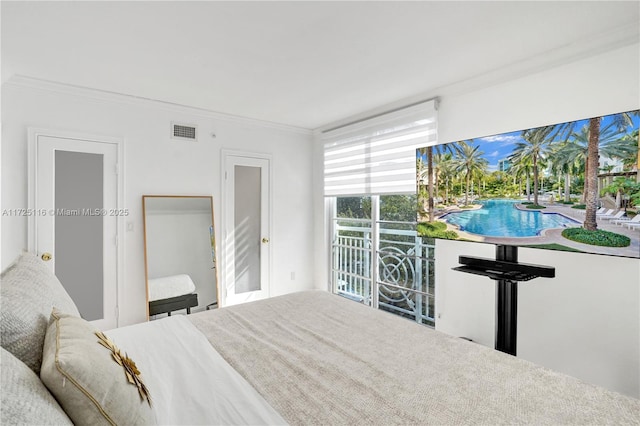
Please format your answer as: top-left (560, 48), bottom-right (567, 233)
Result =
top-left (0, 347), bottom-right (73, 426)
top-left (1, 252), bottom-right (80, 374)
top-left (40, 310), bottom-right (154, 426)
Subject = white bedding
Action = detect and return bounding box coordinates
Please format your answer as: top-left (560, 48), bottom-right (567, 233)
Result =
top-left (189, 291), bottom-right (640, 425)
top-left (106, 315), bottom-right (286, 425)
top-left (148, 274), bottom-right (196, 301)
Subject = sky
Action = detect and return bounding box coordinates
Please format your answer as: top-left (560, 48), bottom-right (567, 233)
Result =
top-left (418, 110), bottom-right (639, 173)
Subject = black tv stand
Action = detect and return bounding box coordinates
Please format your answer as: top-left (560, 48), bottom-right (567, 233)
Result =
top-left (453, 245), bottom-right (555, 356)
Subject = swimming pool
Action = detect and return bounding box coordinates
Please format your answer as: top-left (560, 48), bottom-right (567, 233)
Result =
top-left (442, 199), bottom-right (580, 238)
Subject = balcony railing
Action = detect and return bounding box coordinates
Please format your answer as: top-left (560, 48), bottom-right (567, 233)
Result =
top-left (332, 218), bottom-right (435, 326)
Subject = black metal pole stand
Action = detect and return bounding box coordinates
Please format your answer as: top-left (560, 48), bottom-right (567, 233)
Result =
top-left (495, 245), bottom-right (518, 356)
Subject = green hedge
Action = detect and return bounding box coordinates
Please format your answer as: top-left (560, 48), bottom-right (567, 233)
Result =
top-left (562, 228), bottom-right (631, 247)
top-left (418, 222), bottom-right (446, 232)
top-left (571, 204), bottom-right (586, 210)
top-left (417, 222), bottom-right (459, 240)
top-left (526, 204), bottom-right (546, 209)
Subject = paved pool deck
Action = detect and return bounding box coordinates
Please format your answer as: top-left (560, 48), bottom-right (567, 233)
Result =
top-left (440, 203), bottom-right (640, 259)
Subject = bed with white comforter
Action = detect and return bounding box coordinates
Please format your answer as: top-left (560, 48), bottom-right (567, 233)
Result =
top-left (1, 252), bottom-right (638, 426)
top-left (122, 291), bottom-right (639, 425)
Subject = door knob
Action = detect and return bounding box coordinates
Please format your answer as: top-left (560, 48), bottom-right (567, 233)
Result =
top-left (262, 238), bottom-right (269, 244)
top-left (41, 252), bottom-right (52, 261)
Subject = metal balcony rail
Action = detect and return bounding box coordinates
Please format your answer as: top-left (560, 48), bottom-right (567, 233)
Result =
top-left (332, 218), bottom-right (436, 325)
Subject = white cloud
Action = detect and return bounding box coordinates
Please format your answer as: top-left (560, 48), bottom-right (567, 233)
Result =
top-left (479, 134), bottom-right (521, 145)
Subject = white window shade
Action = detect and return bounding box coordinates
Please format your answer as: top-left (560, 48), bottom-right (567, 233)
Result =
top-left (323, 99), bottom-right (438, 196)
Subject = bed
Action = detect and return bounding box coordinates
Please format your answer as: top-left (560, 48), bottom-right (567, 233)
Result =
top-left (2, 252), bottom-right (639, 425)
top-left (147, 274), bottom-right (199, 316)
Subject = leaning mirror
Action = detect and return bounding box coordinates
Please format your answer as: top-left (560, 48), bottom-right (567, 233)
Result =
top-left (142, 195), bottom-right (218, 319)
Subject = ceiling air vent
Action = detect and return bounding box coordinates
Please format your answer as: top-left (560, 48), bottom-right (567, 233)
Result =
top-left (171, 122), bottom-right (197, 141)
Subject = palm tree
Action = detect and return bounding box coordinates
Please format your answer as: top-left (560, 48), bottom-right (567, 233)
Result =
top-left (510, 126), bottom-right (560, 206)
top-left (416, 152), bottom-right (428, 221)
top-left (508, 152), bottom-right (534, 201)
top-left (554, 138), bottom-right (588, 202)
top-left (512, 122), bottom-right (579, 205)
top-left (584, 111), bottom-right (638, 231)
top-left (417, 147), bottom-right (436, 222)
top-left (552, 125), bottom-right (614, 204)
top-left (426, 146), bottom-right (434, 221)
top-left (433, 152), bottom-right (456, 204)
top-left (561, 115), bottom-right (638, 230)
top-left (619, 129), bottom-right (639, 175)
top-left (452, 141), bottom-right (488, 206)
top-left (549, 142), bottom-right (583, 203)
top-left (416, 153), bottom-right (426, 189)
top-left (469, 167), bottom-right (486, 199)
top-left (601, 177), bottom-right (634, 210)
top-left (418, 145), bottom-right (456, 222)
top-left (584, 118), bottom-right (601, 230)
top-left (438, 153), bottom-right (458, 205)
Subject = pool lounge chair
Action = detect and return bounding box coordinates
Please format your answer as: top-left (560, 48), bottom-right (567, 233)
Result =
top-left (596, 209), bottom-right (614, 217)
top-left (600, 211), bottom-right (625, 221)
top-left (611, 215), bottom-right (640, 226)
top-left (578, 207), bottom-right (606, 215)
top-left (625, 220), bottom-right (640, 230)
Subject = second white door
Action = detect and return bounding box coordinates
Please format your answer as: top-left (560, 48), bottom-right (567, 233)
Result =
top-left (222, 152), bottom-right (271, 306)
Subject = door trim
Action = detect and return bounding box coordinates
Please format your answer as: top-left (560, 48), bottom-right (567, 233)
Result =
top-left (28, 128), bottom-right (125, 327)
top-left (220, 149), bottom-right (273, 306)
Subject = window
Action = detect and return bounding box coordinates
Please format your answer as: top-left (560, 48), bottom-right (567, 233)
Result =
top-left (330, 194), bottom-right (435, 326)
top-left (323, 99), bottom-right (438, 325)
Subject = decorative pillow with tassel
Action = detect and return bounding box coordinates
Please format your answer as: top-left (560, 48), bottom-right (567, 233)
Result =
top-left (40, 308), bottom-right (154, 425)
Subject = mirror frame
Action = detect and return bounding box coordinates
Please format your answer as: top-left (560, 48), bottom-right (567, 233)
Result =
top-left (142, 195), bottom-right (218, 320)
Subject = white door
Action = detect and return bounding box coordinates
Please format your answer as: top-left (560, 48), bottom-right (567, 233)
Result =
top-left (222, 152), bottom-right (271, 306)
top-left (29, 131), bottom-right (120, 330)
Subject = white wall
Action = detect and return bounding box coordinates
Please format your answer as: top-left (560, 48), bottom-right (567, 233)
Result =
top-left (437, 45), bottom-right (639, 145)
top-left (1, 80), bottom-right (315, 326)
top-left (436, 241), bottom-right (639, 398)
top-left (313, 43), bottom-right (639, 397)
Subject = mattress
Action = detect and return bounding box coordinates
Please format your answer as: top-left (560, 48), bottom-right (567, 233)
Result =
top-left (188, 291), bottom-right (640, 425)
top-left (148, 274), bottom-right (196, 302)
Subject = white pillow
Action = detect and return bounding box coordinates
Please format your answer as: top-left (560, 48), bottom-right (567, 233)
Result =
top-left (0, 252), bottom-right (80, 374)
top-left (0, 346), bottom-right (73, 425)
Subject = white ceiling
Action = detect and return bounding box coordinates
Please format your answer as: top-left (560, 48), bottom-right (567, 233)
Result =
top-left (2, 1), bottom-right (639, 130)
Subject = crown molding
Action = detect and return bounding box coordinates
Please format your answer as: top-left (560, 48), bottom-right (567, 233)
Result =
top-left (3, 75), bottom-right (313, 136)
top-left (438, 21), bottom-right (639, 98)
top-left (315, 22), bottom-right (639, 134)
